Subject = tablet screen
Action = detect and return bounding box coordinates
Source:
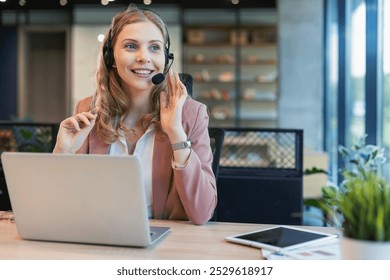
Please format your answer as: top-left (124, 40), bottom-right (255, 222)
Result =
top-left (236, 227), bottom-right (330, 248)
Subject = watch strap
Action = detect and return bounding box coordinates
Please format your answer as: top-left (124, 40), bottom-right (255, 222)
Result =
top-left (172, 139), bottom-right (192, 151)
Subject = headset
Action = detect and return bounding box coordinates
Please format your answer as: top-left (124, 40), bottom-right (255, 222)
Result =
top-left (102, 9), bottom-right (174, 69)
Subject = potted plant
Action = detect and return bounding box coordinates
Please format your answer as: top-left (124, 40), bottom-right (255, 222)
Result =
top-left (312, 136), bottom-right (390, 259)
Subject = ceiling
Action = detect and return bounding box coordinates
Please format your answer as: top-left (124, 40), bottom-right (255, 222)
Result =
top-left (0, 0), bottom-right (277, 10)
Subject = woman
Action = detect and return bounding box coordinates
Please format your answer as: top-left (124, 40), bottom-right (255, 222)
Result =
top-left (53, 5), bottom-right (217, 225)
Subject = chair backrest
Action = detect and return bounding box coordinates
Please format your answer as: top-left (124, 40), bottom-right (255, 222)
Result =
top-left (215, 128), bottom-right (304, 225)
top-left (179, 73), bottom-right (193, 97)
top-left (208, 127), bottom-right (225, 179)
top-left (208, 127), bottom-right (225, 222)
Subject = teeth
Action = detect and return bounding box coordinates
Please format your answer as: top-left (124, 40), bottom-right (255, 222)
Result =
top-left (133, 70), bottom-right (152, 74)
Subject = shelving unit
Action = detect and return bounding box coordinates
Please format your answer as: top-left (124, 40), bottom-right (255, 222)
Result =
top-left (183, 13), bottom-right (278, 128)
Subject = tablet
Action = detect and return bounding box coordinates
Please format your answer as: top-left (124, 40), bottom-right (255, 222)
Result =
top-left (226, 226), bottom-right (338, 252)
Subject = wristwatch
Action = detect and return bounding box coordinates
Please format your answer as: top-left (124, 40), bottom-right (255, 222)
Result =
top-left (172, 139), bottom-right (192, 151)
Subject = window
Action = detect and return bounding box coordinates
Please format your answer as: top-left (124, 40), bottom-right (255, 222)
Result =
top-left (325, 0), bottom-right (339, 181)
top-left (325, 0), bottom-right (389, 183)
top-left (347, 0), bottom-right (366, 146)
top-left (382, 0), bottom-right (390, 180)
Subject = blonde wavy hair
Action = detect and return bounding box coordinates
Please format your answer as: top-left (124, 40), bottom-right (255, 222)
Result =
top-left (95, 4), bottom-right (169, 144)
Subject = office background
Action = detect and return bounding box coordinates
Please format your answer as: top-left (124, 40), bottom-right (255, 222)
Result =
top-left (0, 0), bottom-right (389, 209)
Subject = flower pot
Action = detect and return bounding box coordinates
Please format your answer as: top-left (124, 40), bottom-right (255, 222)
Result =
top-left (341, 236), bottom-right (390, 259)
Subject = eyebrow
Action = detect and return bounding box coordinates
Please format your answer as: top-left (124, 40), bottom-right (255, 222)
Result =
top-left (121, 38), bottom-right (163, 44)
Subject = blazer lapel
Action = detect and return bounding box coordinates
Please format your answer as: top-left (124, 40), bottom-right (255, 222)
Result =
top-left (152, 131), bottom-right (172, 219)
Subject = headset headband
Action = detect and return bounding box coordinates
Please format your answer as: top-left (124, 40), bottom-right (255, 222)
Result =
top-left (103, 8), bottom-right (173, 68)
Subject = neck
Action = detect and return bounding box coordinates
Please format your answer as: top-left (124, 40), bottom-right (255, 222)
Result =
top-left (123, 92), bottom-right (151, 129)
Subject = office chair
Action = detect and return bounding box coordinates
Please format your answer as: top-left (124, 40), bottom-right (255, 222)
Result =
top-left (208, 127), bottom-right (225, 222)
top-left (208, 127), bottom-right (225, 179)
top-left (179, 73), bottom-right (193, 97)
top-left (215, 128), bottom-right (304, 225)
top-left (0, 164), bottom-right (11, 211)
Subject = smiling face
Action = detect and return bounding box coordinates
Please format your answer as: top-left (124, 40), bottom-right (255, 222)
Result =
top-left (113, 21), bottom-right (165, 100)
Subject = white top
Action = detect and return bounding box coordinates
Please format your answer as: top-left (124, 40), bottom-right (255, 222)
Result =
top-left (109, 125), bottom-right (155, 218)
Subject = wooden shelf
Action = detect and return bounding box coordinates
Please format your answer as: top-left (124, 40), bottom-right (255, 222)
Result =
top-left (196, 98), bottom-right (277, 103)
top-left (240, 98), bottom-right (277, 103)
top-left (241, 80), bottom-right (278, 84)
top-left (194, 80), bottom-right (277, 84)
top-left (240, 116), bottom-right (278, 121)
top-left (197, 98), bottom-right (234, 103)
top-left (194, 80), bottom-right (236, 84)
top-left (186, 61), bottom-right (276, 66)
top-left (184, 22), bottom-right (278, 128)
top-left (185, 43), bottom-right (277, 48)
top-left (240, 43), bottom-right (277, 48)
top-left (186, 62), bottom-right (235, 66)
top-left (184, 43), bottom-right (236, 48)
top-left (210, 118), bottom-right (236, 123)
top-left (240, 61), bottom-right (277, 66)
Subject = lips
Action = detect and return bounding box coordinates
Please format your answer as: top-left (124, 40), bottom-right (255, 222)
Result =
top-left (131, 69), bottom-right (154, 76)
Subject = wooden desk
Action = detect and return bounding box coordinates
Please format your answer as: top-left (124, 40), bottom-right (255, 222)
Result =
top-left (0, 219), bottom-right (337, 260)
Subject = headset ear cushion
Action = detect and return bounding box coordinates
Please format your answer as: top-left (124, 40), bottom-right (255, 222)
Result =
top-left (104, 47), bottom-right (114, 68)
top-left (165, 49), bottom-right (174, 65)
top-left (165, 48), bottom-right (169, 65)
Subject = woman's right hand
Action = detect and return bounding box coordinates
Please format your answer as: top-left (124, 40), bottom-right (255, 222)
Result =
top-left (53, 112), bottom-right (97, 154)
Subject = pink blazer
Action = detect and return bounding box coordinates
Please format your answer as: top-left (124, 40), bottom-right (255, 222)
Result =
top-left (74, 96), bottom-right (217, 225)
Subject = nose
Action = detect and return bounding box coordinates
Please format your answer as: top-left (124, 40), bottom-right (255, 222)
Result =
top-left (136, 47), bottom-right (151, 64)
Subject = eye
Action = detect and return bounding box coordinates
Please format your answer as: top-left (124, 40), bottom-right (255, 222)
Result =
top-left (125, 43), bottom-right (137, 50)
top-left (151, 44), bottom-right (161, 52)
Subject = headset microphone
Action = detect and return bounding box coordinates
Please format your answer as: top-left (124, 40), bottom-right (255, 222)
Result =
top-left (151, 53), bottom-right (174, 85)
top-left (151, 73), bottom-right (165, 85)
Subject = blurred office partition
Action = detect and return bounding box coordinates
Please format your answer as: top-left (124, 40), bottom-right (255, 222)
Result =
top-left (215, 128), bottom-right (304, 225)
top-left (0, 27), bottom-right (18, 120)
top-left (19, 28), bottom-right (70, 122)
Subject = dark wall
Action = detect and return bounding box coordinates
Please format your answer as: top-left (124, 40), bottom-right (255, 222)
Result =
top-left (0, 27), bottom-right (17, 120)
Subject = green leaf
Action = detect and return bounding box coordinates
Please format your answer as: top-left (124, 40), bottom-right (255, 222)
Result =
top-left (338, 145), bottom-right (349, 157)
top-left (303, 198), bottom-right (323, 208)
top-left (304, 167), bottom-right (329, 175)
top-left (20, 128), bottom-right (33, 140)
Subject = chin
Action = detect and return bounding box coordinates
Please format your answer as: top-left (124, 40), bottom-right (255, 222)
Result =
top-left (127, 81), bottom-right (153, 93)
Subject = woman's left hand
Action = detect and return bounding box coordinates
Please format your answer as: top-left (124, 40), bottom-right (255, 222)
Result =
top-left (160, 69), bottom-right (188, 143)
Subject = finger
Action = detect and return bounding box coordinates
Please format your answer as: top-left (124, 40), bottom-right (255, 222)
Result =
top-left (90, 106), bottom-right (100, 115)
top-left (78, 118), bottom-right (96, 136)
top-left (160, 91), bottom-right (168, 109)
top-left (174, 72), bottom-right (186, 96)
top-left (179, 82), bottom-right (188, 97)
top-left (168, 69), bottom-right (175, 97)
top-left (81, 111), bottom-right (97, 120)
top-left (175, 72), bottom-right (185, 88)
top-left (68, 117), bottom-right (81, 131)
top-left (75, 114), bottom-right (92, 126)
top-left (168, 71), bottom-right (180, 100)
top-left (75, 112), bottom-right (97, 125)
top-left (172, 70), bottom-right (178, 83)
top-left (174, 71), bottom-right (180, 84)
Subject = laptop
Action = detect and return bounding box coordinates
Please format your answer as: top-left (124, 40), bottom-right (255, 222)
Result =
top-left (1, 152), bottom-right (170, 247)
